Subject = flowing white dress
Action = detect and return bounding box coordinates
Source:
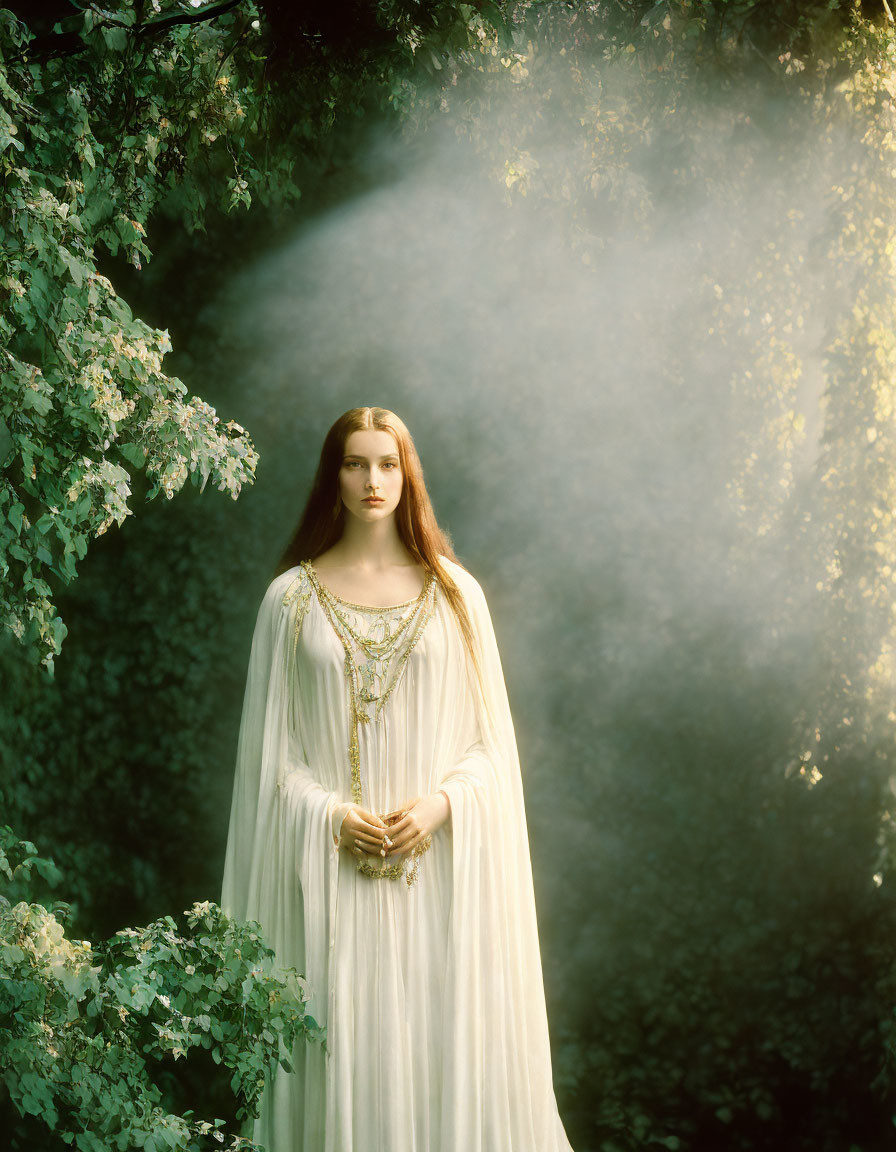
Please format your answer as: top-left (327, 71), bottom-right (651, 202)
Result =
top-left (221, 555), bottom-right (575, 1152)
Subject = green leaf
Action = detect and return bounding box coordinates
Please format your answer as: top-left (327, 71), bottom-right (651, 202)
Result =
top-left (58, 247), bottom-right (85, 288)
top-left (102, 27), bottom-right (128, 52)
top-left (21, 390), bottom-right (53, 415)
top-left (118, 442), bottom-right (146, 467)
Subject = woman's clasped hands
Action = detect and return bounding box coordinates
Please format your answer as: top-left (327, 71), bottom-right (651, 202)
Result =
top-left (334, 793), bottom-right (451, 860)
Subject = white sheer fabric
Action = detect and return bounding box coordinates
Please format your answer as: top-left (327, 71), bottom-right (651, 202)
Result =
top-left (221, 555), bottom-right (575, 1152)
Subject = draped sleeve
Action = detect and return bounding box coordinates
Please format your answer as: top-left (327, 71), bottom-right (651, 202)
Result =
top-left (437, 557), bottom-right (568, 1150)
top-left (220, 565), bottom-right (341, 1029)
top-left (437, 686), bottom-right (489, 810)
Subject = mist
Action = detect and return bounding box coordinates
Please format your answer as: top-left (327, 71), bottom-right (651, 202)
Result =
top-left (185, 56), bottom-right (896, 1144)
top-left (210, 61), bottom-right (863, 773)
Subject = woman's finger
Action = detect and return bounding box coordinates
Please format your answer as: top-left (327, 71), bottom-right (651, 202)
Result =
top-left (355, 832), bottom-right (387, 850)
top-left (387, 813), bottom-right (415, 837)
top-left (351, 821), bottom-right (380, 838)
top-left (357, 808), bottom-right (387, 829)
top-left (387, 799), bottom-right (421, 826)
top-left (386, 829), bottom-right (419, 855)
top-left (343, 810), bottom-right (384, 837)
top-left (355, 843), bottom-right (389, 858)
top-left (356, 820), bottom-right (387, 840)
top-left (346, 808), bottom-right (381, 830)
top-left (388, 840), bottom-right (417, 859)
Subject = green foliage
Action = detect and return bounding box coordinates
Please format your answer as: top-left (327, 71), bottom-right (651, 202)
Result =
top-left (0, 825), bottom-right (322, 1152)
top-left (0, 2), bottom-right (273, 670)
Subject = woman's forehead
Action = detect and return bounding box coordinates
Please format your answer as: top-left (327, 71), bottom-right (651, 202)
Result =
top-left (343, 428), bottom-right (399, 456)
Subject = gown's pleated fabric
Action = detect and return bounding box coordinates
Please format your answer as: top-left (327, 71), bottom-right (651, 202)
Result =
top-left (221, 555), bottom-right (575, 1152)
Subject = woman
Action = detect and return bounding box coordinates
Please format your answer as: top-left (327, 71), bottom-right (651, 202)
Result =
top-left (221, 406), bottom-right (575, 1152)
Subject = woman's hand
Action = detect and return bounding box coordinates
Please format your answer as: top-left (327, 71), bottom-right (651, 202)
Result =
top-left (337, 804), bottom-right (389, 858)
top-left (383, 792), bottom-right (450, 858)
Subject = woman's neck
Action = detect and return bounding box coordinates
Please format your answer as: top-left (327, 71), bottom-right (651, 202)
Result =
top-left (326, 517), bottom-right (413, 570)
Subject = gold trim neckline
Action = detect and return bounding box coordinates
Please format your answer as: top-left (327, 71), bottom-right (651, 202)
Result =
top-left (301, 561), bottom-right (431, 613)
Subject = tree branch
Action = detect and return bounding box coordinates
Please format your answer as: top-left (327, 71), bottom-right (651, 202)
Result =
top-left (17, 0), bottom-right (247, 63)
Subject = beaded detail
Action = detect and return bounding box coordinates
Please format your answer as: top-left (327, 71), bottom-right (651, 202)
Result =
top-left (302, 560), bottom-right (438, 888)
top-left (282, 569), bottom-right (313, 661)
top-left (275, 570), bottom-right (315, 796)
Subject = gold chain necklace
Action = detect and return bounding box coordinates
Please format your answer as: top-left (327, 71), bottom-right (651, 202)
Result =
top-left (301, 561), bottom-right (438, 887)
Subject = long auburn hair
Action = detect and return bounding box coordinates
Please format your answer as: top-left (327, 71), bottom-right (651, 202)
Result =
top-left (276, 407), bottom-right (484, 696)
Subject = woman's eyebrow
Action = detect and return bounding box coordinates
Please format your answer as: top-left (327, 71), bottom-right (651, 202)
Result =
top-left (343, 453), bottom-right (400, 461)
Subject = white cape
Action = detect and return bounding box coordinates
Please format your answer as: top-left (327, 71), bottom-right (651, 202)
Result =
top-left (221, 555), bottom-right (575, 1152)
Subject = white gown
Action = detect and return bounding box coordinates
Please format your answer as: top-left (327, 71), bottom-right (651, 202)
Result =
top-left (221, 555), bottom-right (575, 1152)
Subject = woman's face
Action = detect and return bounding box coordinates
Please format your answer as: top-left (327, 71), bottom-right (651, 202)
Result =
top-left (338, 428), bottom-right (404, 522)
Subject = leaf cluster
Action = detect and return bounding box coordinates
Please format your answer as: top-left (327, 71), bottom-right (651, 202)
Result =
top-left (0, 825), bottom-right (320, 1152)
top-left (0, 2), bottom-right (274, 669)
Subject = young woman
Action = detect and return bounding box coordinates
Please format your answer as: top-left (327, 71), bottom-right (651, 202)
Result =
top-left (221, 407), bottom-right (575, 1152)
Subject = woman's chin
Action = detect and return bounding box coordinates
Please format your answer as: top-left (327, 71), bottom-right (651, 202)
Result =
top-left (354, 503), bottom-right (394, 517)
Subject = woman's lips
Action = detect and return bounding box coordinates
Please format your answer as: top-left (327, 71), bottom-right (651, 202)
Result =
top-left (363, 497), bottom-right (384, 505)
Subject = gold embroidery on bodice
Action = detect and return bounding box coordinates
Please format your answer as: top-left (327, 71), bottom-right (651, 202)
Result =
top-left (300, 561), bottom-right (439, 887)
